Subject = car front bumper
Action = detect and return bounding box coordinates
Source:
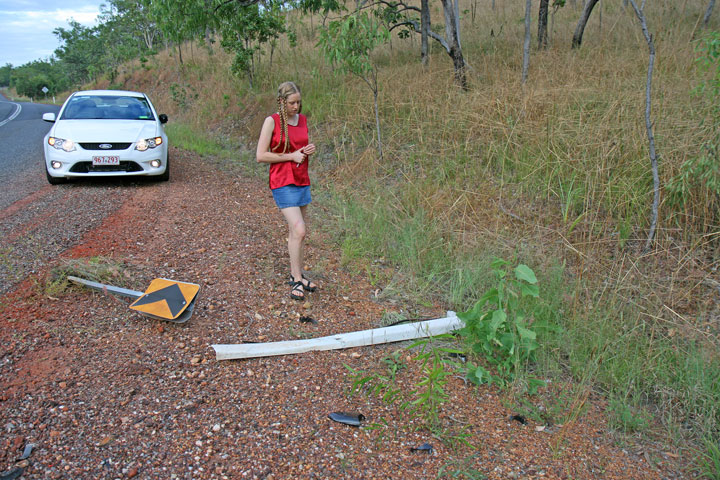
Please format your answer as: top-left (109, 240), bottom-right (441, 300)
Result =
top-left (44, 145), bottom-right (168, 178)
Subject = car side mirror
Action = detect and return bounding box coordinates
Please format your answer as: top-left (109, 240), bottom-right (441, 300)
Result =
top-left (159, 114), bottom-right (168, 124)
top-left (42, 112), bottom-right (56, 123)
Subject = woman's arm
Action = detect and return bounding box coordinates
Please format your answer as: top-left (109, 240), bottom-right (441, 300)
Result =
top-left (256, 116), bottom-right (305, 165)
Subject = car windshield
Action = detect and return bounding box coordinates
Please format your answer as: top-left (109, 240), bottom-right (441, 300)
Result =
top-left (61, 95), bottom-right (155, 121)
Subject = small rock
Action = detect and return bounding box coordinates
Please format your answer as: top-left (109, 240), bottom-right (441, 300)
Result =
top-left (212, 424), bottom-right (221, 432)
top-left (254, 313), bottom-right (263, 320)
top-left (98, 435), bottom-right (114, 447)
top-left (127, 466), bottom-right (138, 478)
top-left (191, 357), bottom-right (201, 365)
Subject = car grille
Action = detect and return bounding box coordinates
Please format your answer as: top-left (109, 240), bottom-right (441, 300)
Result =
top-left (69, 162), bottom-right (144, 173)
top-left (79, 143), bottom-right (132, 150)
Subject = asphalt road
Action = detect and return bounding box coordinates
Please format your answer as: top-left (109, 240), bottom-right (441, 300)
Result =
top-left (0, 91), bottom-right (60, 210)
top-left (0, 91), bottom-right (144, 296)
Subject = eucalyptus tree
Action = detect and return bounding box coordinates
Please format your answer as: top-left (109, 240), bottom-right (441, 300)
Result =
top-left (148, 0), bottom-right (296, 83)
top-left (0, 64), bottom-right (11, 88)
top-left (100, 0), bottom-right (160, 51)
top-left (318, 11), bottom-right (390, 160)
top-left (626, 0), bottom-right (659, 252)
top-left (704, 0), bottom-right (716, 26)
top-left (374, 0), bottom-right (467, 89)
top-left (522, 0), bottom-right (531, 83)
top-left (572, 0), bottom-right (600, 48)
top-left (538, 0), bottom-right (550, 50)
top-left (215, 0), bottom-right (286, 86)
top-left (148, 0), bottom-right (212, 64)
top-left (53, 21), bottom-right (107, 85)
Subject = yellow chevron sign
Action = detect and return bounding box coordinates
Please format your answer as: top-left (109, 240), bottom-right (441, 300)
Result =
top-left (129, 278), bottom-right (200, 320)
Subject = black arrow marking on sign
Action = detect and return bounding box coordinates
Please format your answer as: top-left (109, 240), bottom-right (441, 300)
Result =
top-left (132, 283), bottom-right (187, 317)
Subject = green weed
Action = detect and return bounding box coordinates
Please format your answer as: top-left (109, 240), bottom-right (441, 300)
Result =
top-left (405, 335), bottom-right (463, 427)
top-left (457, 259), bottom-right (546, 393)
top-left (437, 453), bottom-right (486, 479)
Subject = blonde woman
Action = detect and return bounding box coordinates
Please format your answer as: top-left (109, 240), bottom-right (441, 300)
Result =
top-left (256, 81), bottom-right (318, 300)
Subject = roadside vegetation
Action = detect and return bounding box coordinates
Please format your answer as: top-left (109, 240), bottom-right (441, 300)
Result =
top-left (7, 0), bottom-right (720, 476)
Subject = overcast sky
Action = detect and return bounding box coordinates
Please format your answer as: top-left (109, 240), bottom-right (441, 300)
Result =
top-left (0, 0), bottom-right (105, 67)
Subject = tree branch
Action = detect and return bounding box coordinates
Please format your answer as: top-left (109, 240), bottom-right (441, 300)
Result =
top-left (396, 19), bottom-right (451, 53)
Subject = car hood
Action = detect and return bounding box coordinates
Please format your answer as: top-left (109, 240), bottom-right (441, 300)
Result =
top-left (52, 120), bottom-right (161, 142)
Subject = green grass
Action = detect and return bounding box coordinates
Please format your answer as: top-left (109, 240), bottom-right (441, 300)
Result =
top-left (165, 123), bottom-right (227, 157)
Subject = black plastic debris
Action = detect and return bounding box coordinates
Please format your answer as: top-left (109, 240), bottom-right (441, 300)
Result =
top-left (0, 467), bottom-right (24, 480)
top-left (410, 442), bottom-right (433, 453)
top-left (328, 412), bottom-right (365, 427)
top-left (510, 414), bottom-right (527, 425)
top-left (299, 316), bottom-right (317, 324)
top-left (17, 443), bottom-right (34, 461)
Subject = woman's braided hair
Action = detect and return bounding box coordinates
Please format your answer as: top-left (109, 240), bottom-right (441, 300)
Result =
top-left (276, 81), bottom-right (301, 154)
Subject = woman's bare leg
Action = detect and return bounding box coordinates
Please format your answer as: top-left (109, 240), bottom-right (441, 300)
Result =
top-left (280, 206), bottom-right (306, 283)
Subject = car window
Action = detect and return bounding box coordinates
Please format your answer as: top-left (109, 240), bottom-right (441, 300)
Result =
top-left (61, 96), bottom-right (155, 120)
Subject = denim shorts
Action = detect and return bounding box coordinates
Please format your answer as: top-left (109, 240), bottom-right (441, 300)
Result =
top-left (271, 184), bottom-right (312, 209)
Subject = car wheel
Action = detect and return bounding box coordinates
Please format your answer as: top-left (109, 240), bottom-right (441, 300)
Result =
top-left (46, 167), bottom-right (68, 185)
top-left (157, 154), bottom-right (170, 182)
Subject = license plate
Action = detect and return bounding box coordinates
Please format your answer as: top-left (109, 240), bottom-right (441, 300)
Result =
top-left (92, 156), bottom-right (120, 166)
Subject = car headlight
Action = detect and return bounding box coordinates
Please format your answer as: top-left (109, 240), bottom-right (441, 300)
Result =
top-left (48, 137), bottom-right (76, 152)
top-left (135, 137), bottom-right (163, 151)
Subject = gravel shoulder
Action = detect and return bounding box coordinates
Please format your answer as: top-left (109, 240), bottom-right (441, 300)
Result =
top-left (0, 149), bottom-right (687, 479)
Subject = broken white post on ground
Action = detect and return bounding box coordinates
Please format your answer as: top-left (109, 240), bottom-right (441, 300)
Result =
top-left (212, 312), bottom-right (463, 360)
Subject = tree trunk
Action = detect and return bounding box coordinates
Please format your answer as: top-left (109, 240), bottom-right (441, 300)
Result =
top-left (440, 0), bottom-right (468, 90)
top-left (704, 0), bottom-right (716, 25)
top-left (421, 0), bottom-right (430, 67)
top-left (373, 85), bottom-right (383, 161)
top-left (572, 0), bottom-right (601, 48)
top-left (522, 0), bottom-right (532, 83)
top-left (538, 0), bottom-right (550, 50)
top-left (628, 0), bottom-right (659, 252)
top-left (454, 0), bottom-right (461, 49)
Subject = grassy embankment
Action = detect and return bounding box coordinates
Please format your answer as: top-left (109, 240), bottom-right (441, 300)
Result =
top-left (86, 0), bottom-right (719, 473)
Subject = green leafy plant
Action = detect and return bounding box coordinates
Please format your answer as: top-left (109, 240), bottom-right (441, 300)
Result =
top-left (457, 259), bottom-right (545, 392)
top-left (608, 397), bottom-right (651, 434)
top-left (345, 350), bottom-right (405, 404)
top-left (405, 335), bottom-right (463, 427)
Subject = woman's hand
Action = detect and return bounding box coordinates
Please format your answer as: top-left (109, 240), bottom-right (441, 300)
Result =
top-left (301, 144), bottom-right (316, 156)
top-left (291, 149), bottom-right (306, 165)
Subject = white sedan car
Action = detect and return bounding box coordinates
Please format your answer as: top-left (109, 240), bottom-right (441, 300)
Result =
top-left (43, 90), bottom-right (169, 184)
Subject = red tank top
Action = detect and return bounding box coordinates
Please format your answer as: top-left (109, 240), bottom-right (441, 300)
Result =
top-left (268, 113), bottom-right (310, 189)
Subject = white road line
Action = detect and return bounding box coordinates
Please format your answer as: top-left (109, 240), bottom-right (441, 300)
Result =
top-left (0, 102), bottom-right (22, 127)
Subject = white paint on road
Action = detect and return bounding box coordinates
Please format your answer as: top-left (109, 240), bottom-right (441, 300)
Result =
top-left (0, 102), bottom-right (22, 127)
